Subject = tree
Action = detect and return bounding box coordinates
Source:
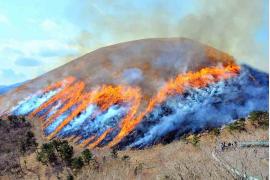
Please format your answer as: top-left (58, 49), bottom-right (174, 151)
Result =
top-left (81, 149), bottom-right (93, 164)
top-left (49, 139), bottom-right (73, 163)
top-left (36, 139), bottom-right (90, 174)
top-left (71, 156), bottom-right (84, 170)
top-left (36, 143), bottom-right (57, 165)
top-left (51, 139), bottom-right (62, 150)
top-left (57, 141), bottom-right (73, 163)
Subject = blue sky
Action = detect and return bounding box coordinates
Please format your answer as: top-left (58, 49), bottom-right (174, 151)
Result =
top-left (0, 0), bottom-right (268, 85)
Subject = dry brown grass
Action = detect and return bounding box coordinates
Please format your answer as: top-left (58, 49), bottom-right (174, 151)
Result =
top-left (1, 120), bottom-right (268, 180)
top-left (74, 126), bottom-right (269, 179)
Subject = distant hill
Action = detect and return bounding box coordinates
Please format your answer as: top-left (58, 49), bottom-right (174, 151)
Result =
top-left (0, 82), bottom-right (24, 95)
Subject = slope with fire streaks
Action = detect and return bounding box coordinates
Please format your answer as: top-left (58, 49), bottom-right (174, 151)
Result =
top-left (1, 37), bottom-right (268, 150)
top-left (108, 64), bottom-right (240, 147)
top-left (6, 61), bottom-right (241, 149)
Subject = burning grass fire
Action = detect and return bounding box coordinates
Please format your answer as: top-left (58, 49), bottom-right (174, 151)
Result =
top-left (2, 45), bottom-right (269, 150)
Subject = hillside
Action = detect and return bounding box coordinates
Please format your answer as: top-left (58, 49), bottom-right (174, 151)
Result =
top-left (0, 38), bottom-right (268, 150)
top-left (0, 113), bottom-right (268, 179)
top-left (0, 38), bottom-right (268, 179)
top-left (0, 37), bottom-right (234, 113)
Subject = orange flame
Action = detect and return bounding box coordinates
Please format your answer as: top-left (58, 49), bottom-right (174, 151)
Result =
top-left (108, 64), bottom-right (240, 147)
top-left (88, 128), bottom-right (113, 149)
top-left (43, 76), bottom-right (76, 93)
top-left (26, 48), bottom-right (241, 149)
top-left (46, 85), bottom-right (141, 140)
top-left (80, 136), bottom-right (96, 148)
top-left (43, 81), bottom-right (85, 127)
top-left (30, 77), bottom-right (76, 118)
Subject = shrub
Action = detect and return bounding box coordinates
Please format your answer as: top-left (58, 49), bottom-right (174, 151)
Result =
top-left (121, 155), bottom-right (130, 161)
top-left (227, 118), bottom-right (246, 132)
top-left (185, 135), bottom-right (200, 146)
top-left (66, 174), bottom-right (74, 180)
top-left (26, 131), bottom-right (34, 138)
top-left (25, 131), bottom-right (38, 150)
top-left (81, 149), bottom-right (93, 164)
top-left (210, 128), bottom-right (220, 136)
top-left (36, 139), bottom-right (97, 175)
top-left (51, 139), bottom-right (62, 149)
top-left (249, 111), bottom-right (269, 129)
top-left (36, 143), bottom-right (57, 165)
top-left (111, 148), bottom-right (118, 159)
top-left (71, 156), bottom-right (84, 170)
top-left (57, 141), bottom-right (73, 163)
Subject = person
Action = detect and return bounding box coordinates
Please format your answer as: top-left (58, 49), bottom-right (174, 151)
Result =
top-left (220, 142), bottom-right (225, 151)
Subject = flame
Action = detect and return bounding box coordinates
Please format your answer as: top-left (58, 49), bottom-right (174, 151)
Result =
top-left (12, 48), bottom-right (241, 149)
top-left (88, 128), bottom-right (113, 149)
top-left (30, 77), bottom-right (76, 118)
top-left (108, 64), bottom-right (240, 147)
top-left (43, 81), bottom-right (85, 127)
top-left (80, 136), bottom-right (95, 147)
top-left (43, 76), bottom-right (76, 93)
top-left (44, 85), bottom-right (141, 140)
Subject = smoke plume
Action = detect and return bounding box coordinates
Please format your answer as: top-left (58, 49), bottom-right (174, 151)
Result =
top-left (70, 0), bottom-right (267, 71)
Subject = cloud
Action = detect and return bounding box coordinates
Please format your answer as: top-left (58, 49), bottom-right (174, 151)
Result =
top-left (0, 38), bottom-right (79, 85)
top-left (0, 14), bottom-right (9, 24)
top-left (15, 57), bottom-right (42, 67)
top-left (40, 19), bottom-right (58, 31)
top-left (0, 39), bottom-right (77, 59)
top-left (38, 46), bottom-right (78, 58)
top-left (1, 47), bottom-right (23, 56)
top-left (0, 69), bottom-right (26, 83)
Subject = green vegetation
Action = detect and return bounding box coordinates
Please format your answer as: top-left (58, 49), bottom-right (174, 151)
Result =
top-left (71, 156), bottom-right (84, 170)
top-left (248, 111), bottom-right (269, 129)
top-left (54, 139), bottom-right (74, 163)
top-left (36, 143), bottom-right (57, 165)
top-left (81, 149), bottom-right (93, 164)
top-left (36, 139), bottom-right (95, 174)
top-left (226, 118), bottom-right (246, 132)
top-left (185, 134), bottom-right (200, 146)
top-left (111, 148), bottom-right (118, 158)
top-left (226, 111), bottom-right (269, 132)
top-left (209, 128), bottom-right (220, 136)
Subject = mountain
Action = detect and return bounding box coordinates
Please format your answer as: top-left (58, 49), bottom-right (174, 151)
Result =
top-left (0, 38), bottom-right (233, 113)
top-left (0, 38), bottom-right (268, 149)
top-left (0, 82), bottom-right (24, 95)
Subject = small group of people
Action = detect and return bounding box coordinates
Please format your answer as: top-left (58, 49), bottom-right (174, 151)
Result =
top-left (219, 141), bottom-right (237, 152)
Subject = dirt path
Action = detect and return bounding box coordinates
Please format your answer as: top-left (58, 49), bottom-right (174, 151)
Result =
top-left (211, 145), bottom-right (264, 180)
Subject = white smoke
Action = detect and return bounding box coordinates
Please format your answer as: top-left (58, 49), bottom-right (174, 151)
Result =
top-left (130, 65), bottom-right (268, 148)
top-left (122, 68), bottom-right (144, 85)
